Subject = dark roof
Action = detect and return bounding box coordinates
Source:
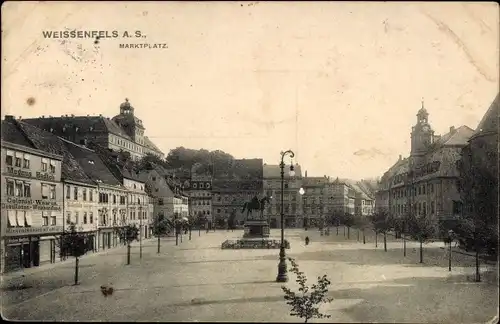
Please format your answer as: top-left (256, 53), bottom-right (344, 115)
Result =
top-left (213, 158), bottom-right (263, 179)
top-left (472, 93), bottom-right (499, 139)
top-left (434, 125), bottom-right (474, 147)
top-left (2, 118), bottom-right (94, 185)
top-left (62, 139), bottom-right (122, 186)
top-left (303, 177), bottom-right (328, 187)
top-left (22, 116), bottom-right (131, 139)
top-left (89, 143), bottom-right (143, 183)
top-left (1, 119), bottom-right (36, 148)
top-left (263, 164), bottom-right (302, 178)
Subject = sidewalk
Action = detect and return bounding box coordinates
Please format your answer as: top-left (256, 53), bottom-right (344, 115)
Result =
top-left (1, 237), bottom-right (159, 282)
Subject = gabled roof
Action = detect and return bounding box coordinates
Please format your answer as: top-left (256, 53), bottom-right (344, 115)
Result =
top-left (472, 93), bottom-right (499, 139)
top-left (435, 125), bottom-right (474, 147)
top-left (1, 119), bottom-right (36, 148)
top-left (144, 136), bottom-right (162, 153)
top-left (62, 139), bottom-right (122, 187)
top-left (263, 164), bottom-right (302, 178)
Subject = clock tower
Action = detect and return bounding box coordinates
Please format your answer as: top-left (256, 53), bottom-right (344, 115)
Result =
top-left (410, 100), bottom-right (434, 167)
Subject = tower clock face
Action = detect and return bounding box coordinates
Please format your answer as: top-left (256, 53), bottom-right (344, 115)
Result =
top-left (422, 125), bottom-right (429, 132)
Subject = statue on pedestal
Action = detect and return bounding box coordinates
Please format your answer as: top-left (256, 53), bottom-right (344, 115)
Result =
top-left (241, 196), bottom-right (271, 221)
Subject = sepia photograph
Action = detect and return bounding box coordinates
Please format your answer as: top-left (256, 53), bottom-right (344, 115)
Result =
top-left (1, 1), bottom-right (498, 322)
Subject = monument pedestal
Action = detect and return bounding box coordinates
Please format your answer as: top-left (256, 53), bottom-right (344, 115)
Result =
top-left (243, 220), bottom-right (270, 238)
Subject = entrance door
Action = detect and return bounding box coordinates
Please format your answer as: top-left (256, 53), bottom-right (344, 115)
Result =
top-left (270, 218), bottom-right (278, 228)
top-left (107, 233), bottom-right (111, 249)
top-left (32, 240), bottom-right (40, 267)
top-left (22, 243), bottom-right (31, 268)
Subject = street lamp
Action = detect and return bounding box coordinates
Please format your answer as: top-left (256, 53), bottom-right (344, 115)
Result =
top-left (139, 205), bottom-right (143, 259)
top-left (276, 150), bottom-right (296, 283)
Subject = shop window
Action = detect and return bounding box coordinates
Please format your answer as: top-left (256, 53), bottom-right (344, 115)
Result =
top-left (5, 150), bottom-right (13, 166)
top-left (83, 212), bottom-right (88, 224)
top-left (23, 154), bottom-right (30, 169)
top-left (41, 158), bottom-right (48, 172)
top-left (49, 160), bottom-right (56, 174)
top-left (51, 215), bottom-right (56, 226)
top-left (42, 212), bottom-right (49, 226)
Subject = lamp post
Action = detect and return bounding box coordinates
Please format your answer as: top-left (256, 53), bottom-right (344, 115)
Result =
top-left (448, 229), bottom-right (454, 271)
top-left (276, 150), bottom-right (296, 283)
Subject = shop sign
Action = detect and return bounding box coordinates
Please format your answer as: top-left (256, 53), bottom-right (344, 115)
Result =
top-left (1, 197), bottom-right (62, 211)
top-left (5, 167), bottom-right (56, 181)
top-left (6, 226), bottom-right (63, 236)
top-left (5, 166), bottom-right (32, 178)
top-left (6, 237), bottom-right (30, 244)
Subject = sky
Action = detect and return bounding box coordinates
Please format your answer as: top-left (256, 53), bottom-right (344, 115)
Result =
top-left (2, 1), bottom-right (499, 180)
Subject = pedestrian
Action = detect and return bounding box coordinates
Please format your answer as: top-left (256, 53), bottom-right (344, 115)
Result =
top-left (305, 236), bottom-right (310, 246)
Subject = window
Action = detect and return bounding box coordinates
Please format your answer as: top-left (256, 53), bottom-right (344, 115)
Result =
top-left (41, 184), bottom-right (49, 199)
top-left (113, 195), bottom-right (116, 204)
top-left (23, 154), bottom-right (30, 169)
top-left (89, 189), bottom-right (93, 202)
top-left (74, 187), bottom-right (78, 200)
top-left (6, 179), bottom-right (14, 196)
top-left (15, 152), bottom-right (22, 167)
top-left (422, 185), bottom-right (426, 195)
top-left (90, 212), bottom-right (93, 224)
top-left (431, 201), bottom-right (435, 214)
top-left (41, 158), bottom-right (48, 172)
top-left (75, 212), bottom-right (79, 225)
top-left (83, 212), bottom-right (88, 224)
top-left (51, 215), bottom-right (56, 226)
top-left (49, 185), bottom-right (56, 199)
top-left (158, 198), bottom-right (164, 205)
top-left (66, 212), bottom-right (71, 224)
top-left (23, 183), bottom-right (31, 197)
top-left (83, 188), bottom-right (87, 201)
top-left (66, 185), bottom-right (71, 199)
top-left (42, 212), bottom-right (49, 226)
top-left (5, 150), bottom-right (13, 166)
top-left (49, 160), bottom-right (56, 173)
top-left (15, 181), bottom-right (23, 197)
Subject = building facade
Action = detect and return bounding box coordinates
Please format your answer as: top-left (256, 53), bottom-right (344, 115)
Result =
top-left (187, 174), bottom-right (212, 220)
top-left (375, 103), bottom-right (474, 225)
top-left (21, 99), bottom-right (164, 161)
top-left (1, 117), bottom-right (64, 274)
top-left (212, 159), bottom-right (263, 227)
top-left (263, 164), bottom-right (303, 228)
top-left (302, 175), bottom-right (328, 228)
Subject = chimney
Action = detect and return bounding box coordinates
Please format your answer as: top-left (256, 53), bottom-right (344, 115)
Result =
top-left (5, 115), bottom-right (15, 121)
top-left (305, 170), bottom-right (308, 178)
top-left (449, 126), bottom-right (455, 133)
top-left (399, 154), bottom-right (402, 161)
top-left (41, 115), bottom-right (45, 118)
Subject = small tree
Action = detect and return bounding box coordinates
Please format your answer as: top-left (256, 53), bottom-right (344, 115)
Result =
top-left (329, 211), bottom-right (342, 235)
top-left (282, 257), bottom-right (333, 323)
top-left (343, 213), bottom-right (355, 239)
top-left (370, 209), bottom-right (393, 251)
top-left (56, 223), bottom-right (88, 285)
top-left (115, 224), bottom-right (139, 265)
top-left (152, 216), bottom-right (170, 254)
top-left (406, 213), bottom-right (438, 263)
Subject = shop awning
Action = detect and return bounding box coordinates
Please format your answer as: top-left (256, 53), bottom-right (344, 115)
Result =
top-left (25, 212), bottom-right (33, 226)
top-left (16, 212), bottom-right (25, 227)
top-left (7, 211), bottom-right (16, 227)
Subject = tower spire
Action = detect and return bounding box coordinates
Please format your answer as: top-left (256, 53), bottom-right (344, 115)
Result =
top-left (421, 97), bottom-right (424, 109)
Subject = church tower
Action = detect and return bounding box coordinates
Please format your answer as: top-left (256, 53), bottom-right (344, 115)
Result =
top-left (112, 98), bottom-right (145, 145)
top-left (410, 100), bottom-right (434, 168)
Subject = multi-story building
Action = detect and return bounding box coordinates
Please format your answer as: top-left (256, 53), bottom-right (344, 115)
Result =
top-left (302, 174), bottom-right (328, 228)
top-left (62, 139), bottom-right (128, 251)
top-left (138, 165), bottom-right (189, 226)
top-left (376, 103), bottom-right (474, 225)
top-left (212, 159), bottom-right (263, 227)
top-left (263, 164), bottom-right (303, 228)
top-left (1, 116), bottom-right (64, 273)
top-left (21, 99), bottom-right (164, 161)
top-left (188, 166), bottom-right (212, 220)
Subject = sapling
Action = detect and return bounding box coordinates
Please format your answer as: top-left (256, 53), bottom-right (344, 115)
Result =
top-left (281, 257), bottom-right (333, 323)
